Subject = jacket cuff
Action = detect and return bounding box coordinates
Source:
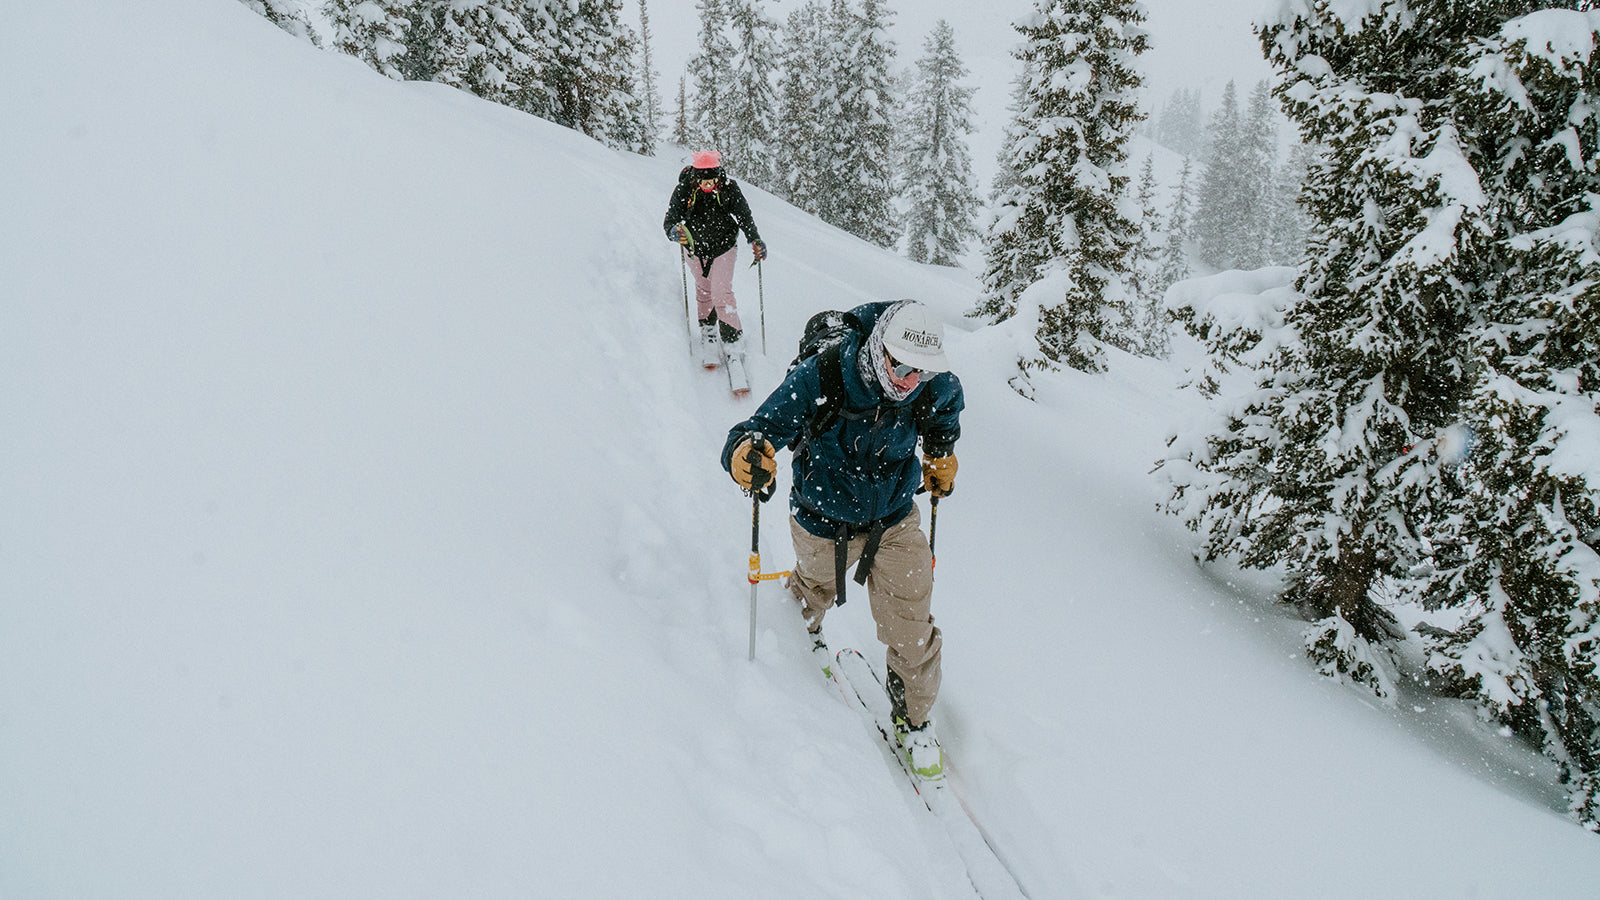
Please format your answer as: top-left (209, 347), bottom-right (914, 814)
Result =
top-left (922, 439), bottom-right (955, 459)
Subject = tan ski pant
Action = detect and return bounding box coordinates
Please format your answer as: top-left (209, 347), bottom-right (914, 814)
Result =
top-left (786, 505), bottom-right (942, 726)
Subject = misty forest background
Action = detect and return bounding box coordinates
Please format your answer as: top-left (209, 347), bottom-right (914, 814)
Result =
top-left (242, 0), bottom-right (1600, 834)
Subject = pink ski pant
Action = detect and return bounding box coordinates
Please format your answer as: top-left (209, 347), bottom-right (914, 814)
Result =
top-left (686, 246), bottom-right (742, 330)
top-left (786, 506), bottom-right (942, 726)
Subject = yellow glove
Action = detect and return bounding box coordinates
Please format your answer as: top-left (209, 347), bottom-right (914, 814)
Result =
top-left (922, 454), bottom-right (957, 498)
top-left (732, 436), bottom-right (777, 492)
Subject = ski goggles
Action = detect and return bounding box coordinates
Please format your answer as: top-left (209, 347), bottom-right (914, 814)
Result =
top-left (887, 351), bottom-right (922, 380)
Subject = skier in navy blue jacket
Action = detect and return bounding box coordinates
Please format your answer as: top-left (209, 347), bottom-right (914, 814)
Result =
top-left (721, 299), bottom-right (962, 779)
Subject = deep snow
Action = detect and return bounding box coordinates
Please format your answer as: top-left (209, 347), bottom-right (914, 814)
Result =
top-left (3, 1), bottom-right (1598, 897)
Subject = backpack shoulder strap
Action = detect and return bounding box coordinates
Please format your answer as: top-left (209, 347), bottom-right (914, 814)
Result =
top-left (792, 343), bottom-right (847, 457)
top-left (812, 343), bottom-right (848, 435)
top-left (912, 380), bottom-right (937, 430)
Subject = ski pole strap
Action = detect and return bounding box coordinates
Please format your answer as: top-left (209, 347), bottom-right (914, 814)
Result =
top-left (748, 553), bottom-right (791, 584)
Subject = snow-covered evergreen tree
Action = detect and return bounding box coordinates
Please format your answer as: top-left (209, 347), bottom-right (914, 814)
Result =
top-left (724, 0), bottom-right (781, 188)
top-left (1155, 87), bottom-right (1203, 156)
top-left (1189, 79), bottom-right (1293, 270)
top-left (673, 73), bottom-right (691, 146)
top-left (982, 66), bottom-right (1031, 212)
top-left (1237, 80), bottom-right (1281, 267)
top-left (635, 0), bottom-right (662, 154)
top-left (900, 20), bottom-right (980, 266)
top-left (1158, 155), bottom-right (1194, 294)
top-left (322, 0), bottom-right (406, 76)
top-left (975, 0), bottom-right (1148, 374)
top-left (814, 0), bottom-right (900, 248)
top-left (1191, 81), bottom-right (1252, 270)
top-left (428, 1), bottom-right (542, 110)
top-left (774, 1), bottom-right (829, 212)
top-left (1418, 5), bottom-right (1600, 831)
top-left (393, 0), bottom-right (443, 83)
top-left (1166, 0), bottom-right (1589, 706)
top-left (244, 0), bottom-right (323, 45)
top-left (529, 0), bottom-right (647, 151)
top-left (687, 0), bottom-right (737, 151)
top-left (1265, 141), bottom-right (1312, 265)
top-left (1125, 154), bottom-right (1169, 357)
top-left (967, 67), bottom-right (1034, 335)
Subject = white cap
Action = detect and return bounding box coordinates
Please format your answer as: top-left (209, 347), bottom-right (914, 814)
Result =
top-left (880, 301), bottom-right (950, 373)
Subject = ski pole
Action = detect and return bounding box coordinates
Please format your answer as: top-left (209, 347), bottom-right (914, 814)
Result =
top-left (747, 432), bottom-right (765, 661)
top-left (744, 431), bottom-right (789, 661)
top-left (757, 259), bottom-right (767, 355)
top-left (929, 496), bottom-right (939, 577)
top-left (680, 247), bottom-right (694, 357)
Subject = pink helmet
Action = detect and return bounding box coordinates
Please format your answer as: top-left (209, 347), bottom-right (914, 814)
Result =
top-left (691, 149), bottom-right (722, 170)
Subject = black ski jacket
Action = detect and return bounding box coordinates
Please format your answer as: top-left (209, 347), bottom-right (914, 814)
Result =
top-left (662, 168), bottom-right (762, 262)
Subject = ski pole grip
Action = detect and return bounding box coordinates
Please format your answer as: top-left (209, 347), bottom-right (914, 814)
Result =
top-left (745, 431), bottom-right (772, 496)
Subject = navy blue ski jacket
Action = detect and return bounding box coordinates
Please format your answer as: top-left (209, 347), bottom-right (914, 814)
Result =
top-left (721, 301), bottom-right (964, 538)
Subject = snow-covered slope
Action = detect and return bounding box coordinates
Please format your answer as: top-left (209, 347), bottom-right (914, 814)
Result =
top-left (3, 2), bottom-right (1597, 897)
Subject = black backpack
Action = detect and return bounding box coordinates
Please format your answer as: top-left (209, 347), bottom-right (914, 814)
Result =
top-left (787, 309), bottom-right (936, 455)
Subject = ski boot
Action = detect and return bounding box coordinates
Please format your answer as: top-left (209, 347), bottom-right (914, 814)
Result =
top-left (888, 669), bottom-right (943, 780)
top-left (698, 318), bottom-right (720, 368)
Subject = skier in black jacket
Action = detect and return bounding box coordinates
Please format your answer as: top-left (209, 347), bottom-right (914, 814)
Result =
top-left (663, 150), bottom-right (767, 359)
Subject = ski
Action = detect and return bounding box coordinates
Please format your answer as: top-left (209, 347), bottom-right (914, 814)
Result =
top-left (722, 345), bottom-right (751, 397)
top-left (693, 334), bottom-right (748, 397)
top-left (830, 647), bottom-right (1029, 899)
top-left (699, 343), bottom-right (720, 370)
